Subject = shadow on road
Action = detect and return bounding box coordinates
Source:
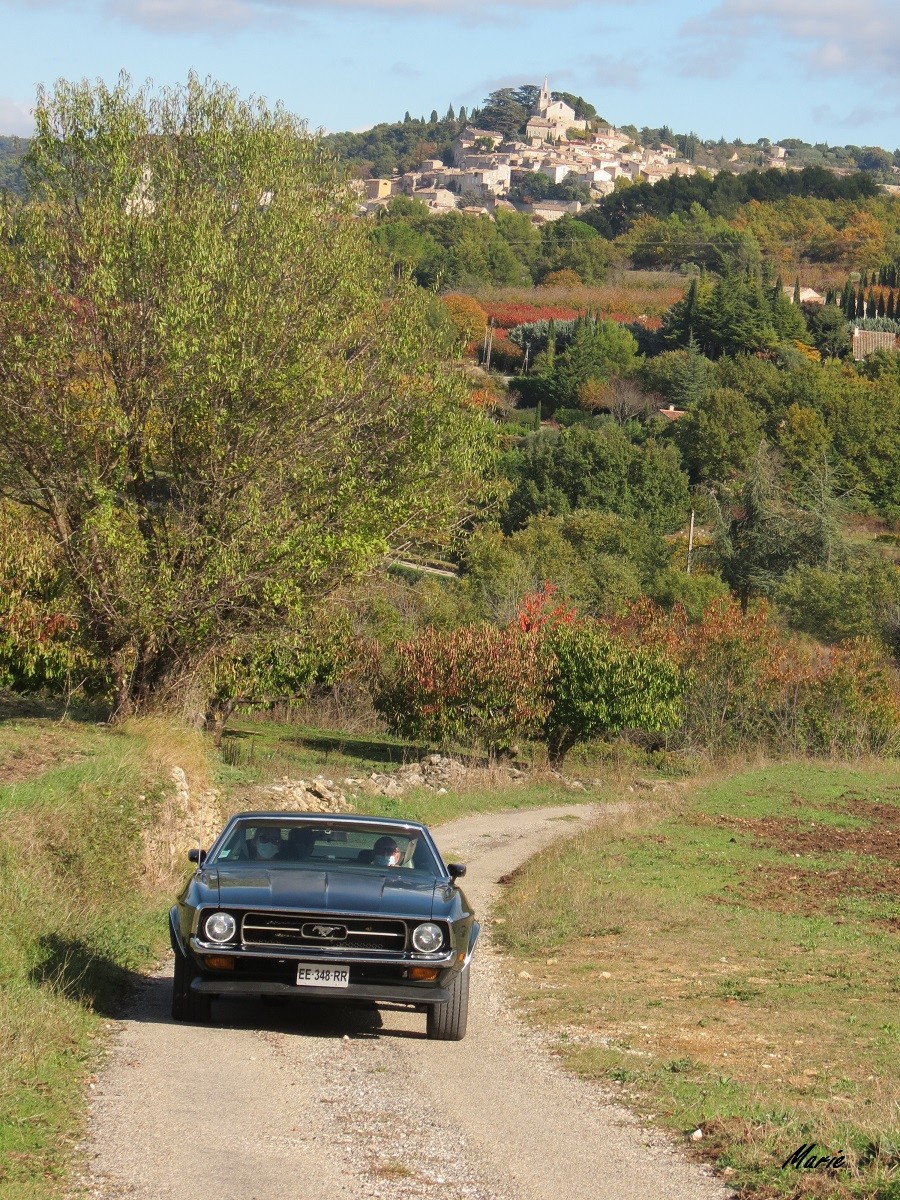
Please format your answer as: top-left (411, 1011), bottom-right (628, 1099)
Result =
top-left (126, 972), bottom-right (427, 1040)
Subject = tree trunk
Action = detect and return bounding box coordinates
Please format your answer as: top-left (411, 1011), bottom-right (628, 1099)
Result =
top-left (204, 699), bottom-right (236, 748)
top-left (546, 727), bottom-right (575, 770)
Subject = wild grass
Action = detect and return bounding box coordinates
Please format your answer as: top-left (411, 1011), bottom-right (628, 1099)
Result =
top-left (0, 703), bottom-right (212, 1199)
top-left (494, 760), bottom-right (900, 1199)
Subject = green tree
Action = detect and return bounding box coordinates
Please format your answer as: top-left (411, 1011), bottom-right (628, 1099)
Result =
top-left (711, 445), bottom-right (841, 610)
top-left (770, 277), bottom-right (808, 341)
top-left (549, 317), bottom-right (642, 406)
top-left (804, 304), bottom-right (852, 359)
top-left (0, 75), bottom-right (492, 717)
top-left (542, 622), bottom-right (682, 766)
top-left (502, 424), bottom-right (689, 534)
top-left (478, 89), bottom-right (528, 138)
top-left (675, 388), bottom-right (762, 483)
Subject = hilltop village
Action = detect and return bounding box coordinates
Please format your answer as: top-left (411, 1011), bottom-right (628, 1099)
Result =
top-left (353, 79), bottom-right (789, 223)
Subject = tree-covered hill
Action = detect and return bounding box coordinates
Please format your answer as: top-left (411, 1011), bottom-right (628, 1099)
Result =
top-left (583, 166), bottom-right (882, 239)
top-left (0, 136), bottom-right (28, 198)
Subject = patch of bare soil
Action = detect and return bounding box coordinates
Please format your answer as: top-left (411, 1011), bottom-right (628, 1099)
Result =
top-left (716, 861), bottom-right (900, 917)
top-left (699, 792), bottom-right (900, 917)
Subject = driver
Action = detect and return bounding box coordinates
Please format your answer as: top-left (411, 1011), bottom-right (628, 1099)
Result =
top-left (250, 827), bottom-right (283, 860)
top-left (372, 836), bottom-right (402, 868)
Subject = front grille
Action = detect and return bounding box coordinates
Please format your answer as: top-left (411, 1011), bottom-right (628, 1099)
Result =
top-left (240, 911), bottom-right (408, 953)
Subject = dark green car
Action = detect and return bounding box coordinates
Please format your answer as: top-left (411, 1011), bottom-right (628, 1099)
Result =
top-left (169, 812), bottom-right (479, 1040)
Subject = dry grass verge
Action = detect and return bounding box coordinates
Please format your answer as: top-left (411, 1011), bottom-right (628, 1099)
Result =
top-left (0, 703), bottom-right (213, 1199)
top-left (494, 761), bottom-right (900, 1200)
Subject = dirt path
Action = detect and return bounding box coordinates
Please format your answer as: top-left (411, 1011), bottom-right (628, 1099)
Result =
top-left (81, 804), bottom-right (733, 1200)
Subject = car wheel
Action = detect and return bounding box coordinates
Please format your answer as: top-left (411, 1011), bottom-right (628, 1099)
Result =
top-left (171, 942), bottom-right (212, 1023)
top-left (426, 965), bottom-right (469, 1041)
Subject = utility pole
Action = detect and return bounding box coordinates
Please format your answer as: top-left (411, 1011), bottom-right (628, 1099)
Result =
top-left (485, 317), bottom-right (495, 371)
top-left (686, 510), bottom-right (695, 574)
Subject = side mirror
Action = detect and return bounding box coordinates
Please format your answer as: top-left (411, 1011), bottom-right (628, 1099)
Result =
top-left (448, 862), bottom-right (466, 880)
top-left (188, 848), bottom-right (206, 865)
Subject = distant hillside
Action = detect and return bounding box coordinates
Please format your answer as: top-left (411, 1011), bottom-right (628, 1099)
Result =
top-left (0, 136), bottom-right (28, 197)
top-left (322, 84), bottom-right (900, 183)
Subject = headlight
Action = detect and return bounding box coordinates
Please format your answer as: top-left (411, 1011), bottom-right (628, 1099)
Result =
top-left (204, 912), bottom-right (237, 943)
top-left (411, 922), bottom-right (444, 953)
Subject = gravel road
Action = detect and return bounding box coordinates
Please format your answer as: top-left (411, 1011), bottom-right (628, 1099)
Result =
top-left (80, 803), bottom-right (733, 1200)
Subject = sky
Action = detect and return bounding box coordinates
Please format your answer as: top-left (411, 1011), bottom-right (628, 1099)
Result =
top-left (1, 0), bottom-right (899, 150)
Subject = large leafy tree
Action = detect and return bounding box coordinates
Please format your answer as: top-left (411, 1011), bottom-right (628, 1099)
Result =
top-left (710, 445), bottom-right (841, 611)
top-left (502, 424), bottom-right (690, 535)
top-left (0, 75), bottom-right (492, 717)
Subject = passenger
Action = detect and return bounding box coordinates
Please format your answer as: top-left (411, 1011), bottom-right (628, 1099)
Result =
top-left (372, 836), bottom-right (402, 868)
top-left (287, 828), bottom-right (317, 861)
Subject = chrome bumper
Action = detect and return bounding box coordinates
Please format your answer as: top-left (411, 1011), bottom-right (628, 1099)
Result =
top-left (188, 937), bottom-right (457, 968)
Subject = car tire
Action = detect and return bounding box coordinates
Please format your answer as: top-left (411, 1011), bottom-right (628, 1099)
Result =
top-left (171, 942), bottom-right (212, 1024)
top-left (426, 965), bottom-right (469, 1041)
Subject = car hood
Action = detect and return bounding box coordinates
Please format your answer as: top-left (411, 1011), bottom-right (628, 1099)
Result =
top-left (211, 866), bottom-right (441, 919)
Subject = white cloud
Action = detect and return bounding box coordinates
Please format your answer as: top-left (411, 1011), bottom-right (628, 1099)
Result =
top-left (6, 0), bottom-right (619, 34)
top-left (104, 0), bottom-right (288, 30)
top-left (680, 0), bottom-right (900, 83)
top-left (0, 97), bottom-right (34, 136)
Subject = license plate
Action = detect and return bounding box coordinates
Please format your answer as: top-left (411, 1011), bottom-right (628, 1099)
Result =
top-left (296, 964), bottom-right (350, 988)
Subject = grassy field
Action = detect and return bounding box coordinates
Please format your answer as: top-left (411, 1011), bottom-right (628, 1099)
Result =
top-left (494, 761), bottom-right (900, 1199)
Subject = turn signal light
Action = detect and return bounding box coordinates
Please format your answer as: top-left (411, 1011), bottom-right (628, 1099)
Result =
top-left (409, 967), bottom-right (440, 981)
top-left (203, 955), bottom-right (235, 970)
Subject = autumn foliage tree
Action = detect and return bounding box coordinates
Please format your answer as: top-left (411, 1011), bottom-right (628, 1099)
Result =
top-left (0, 75), bottom-right (492, 718)
top-left (373, 587), bottom-right (683, 766)
top-left (372, 623), bottom-right (550, 755)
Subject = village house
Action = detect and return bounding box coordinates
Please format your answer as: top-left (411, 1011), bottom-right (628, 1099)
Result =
top-left (529, 199), bottom-right (582, 222)
top-left (364, 177), bottom-right (395, 201)
top-left (852, 329), bottom-right (897, 360)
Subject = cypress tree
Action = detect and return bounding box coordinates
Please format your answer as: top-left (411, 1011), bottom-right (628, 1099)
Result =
top-left (888, 291), bottom-right (896, 320)
top-left (841, 281), bottom-right (854, 316)
top-left (458, 105), bottom-right (467, 123)
top-left (861, 268), bottom-right (869, 290)
top-left (545, 318), bottom-right (557, 370)
top-left (430, 110), bottom-right (439, 124)
top-left (878, 291), bottom-right (886, 317)
top-left (867, 288), bottom-right (877, 318)
top-left (673, 334), bottom-right (711, 408)
top-left (857, 289), bottom-right (866, 318)
top-left (793, 276), bottom-right (802, 306)
top-left (445, 104), bottom-right (455, 121)
top-left (684, 276), bottom-right (700, 339)
top-left (403, 111), bottom-right (412, 124)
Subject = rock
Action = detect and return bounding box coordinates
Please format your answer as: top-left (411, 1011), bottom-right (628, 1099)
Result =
top-left (691, 1128), bottom-right (703, 1141)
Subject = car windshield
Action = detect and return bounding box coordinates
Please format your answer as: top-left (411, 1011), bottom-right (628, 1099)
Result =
top-left (210, 820), bottom-right (442, 874)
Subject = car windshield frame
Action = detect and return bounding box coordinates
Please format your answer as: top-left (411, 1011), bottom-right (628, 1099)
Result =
top-left (205, 815), bottom-right (445, 876)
